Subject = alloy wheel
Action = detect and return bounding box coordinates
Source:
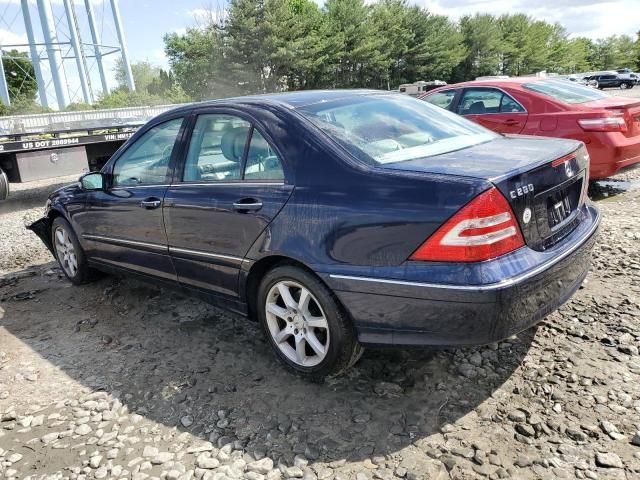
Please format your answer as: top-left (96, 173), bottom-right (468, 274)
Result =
top-left (54, 226), bottom-right (78, 277)
top-left (265, 280), bottom-right (330, 367)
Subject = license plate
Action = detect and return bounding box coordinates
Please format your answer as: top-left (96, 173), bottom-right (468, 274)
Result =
top-left (547, 191), bottom-right (572, 228)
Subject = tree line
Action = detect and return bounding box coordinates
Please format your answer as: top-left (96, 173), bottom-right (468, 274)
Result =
top-left (163, 0), bottom-right (640, 100)
top-left (1, 0), bottom-right (640, 114)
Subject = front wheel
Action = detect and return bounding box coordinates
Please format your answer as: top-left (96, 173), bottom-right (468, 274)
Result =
top-left (620, 82), bottom-right (629, 89)
top-left (257, 266), bottom-right (363, 381)
top-left (51, 217), bottom-right (97, 285)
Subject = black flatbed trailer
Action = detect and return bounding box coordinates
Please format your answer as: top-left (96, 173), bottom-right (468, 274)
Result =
top-left (0, 104), bottom-right (182, 200)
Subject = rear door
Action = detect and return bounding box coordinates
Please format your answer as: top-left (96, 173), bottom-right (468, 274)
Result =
top-left (163, 110), bottom-right (293, 298)
top-left (457, 87), bottom-right (528, 134)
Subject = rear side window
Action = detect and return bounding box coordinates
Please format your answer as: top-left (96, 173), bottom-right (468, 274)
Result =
top-left (523, 80), bottom-right (608, 104)
top-left (183, 114), bottom-right (250, 182)
top-left (243, 130), bottom-right (284, 181)
top-left (457, 88), bottom-right (524, 115)
top-left (424, 90), bottom-right (457, 110)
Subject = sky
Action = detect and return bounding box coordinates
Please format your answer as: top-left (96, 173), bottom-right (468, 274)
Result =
top-left (0, 0), bottom-right (636, 106)
top-left (122, 0), bottom-right (638, 69)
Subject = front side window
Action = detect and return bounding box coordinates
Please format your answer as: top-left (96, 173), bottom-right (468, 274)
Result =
top-left (523, 80), bottom-right (608, 104)
top-left (183, 114), bottom-right (251, 182)
top-left (298, 94), bottom-right (497, 165)
top-left (424, 90), bottom-right (458, 110)
top-left (112, 117), bottom-right (183, 187)
top-left (457, 88), bottom-right (525, 115)
top-left (244, 130), bottom-right (284, 181)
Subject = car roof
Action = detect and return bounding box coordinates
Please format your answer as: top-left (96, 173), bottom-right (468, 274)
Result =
top-left (442, 77), bottom-right (545, 88)
top-left (420, 77), bottom-right (569, 97)
top-left (163, 89), bottom-right (387, 117)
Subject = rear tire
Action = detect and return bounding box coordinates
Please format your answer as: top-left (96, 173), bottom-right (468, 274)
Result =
top-left (257, 265), bottom-right (363, 381)
top-left (51, 217), bottom-right (98, 285)
top-left (0, 168), bottom-right (8, 201)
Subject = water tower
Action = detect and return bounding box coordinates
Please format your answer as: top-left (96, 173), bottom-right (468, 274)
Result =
top-left (0, 0), bottom-right (135, 110)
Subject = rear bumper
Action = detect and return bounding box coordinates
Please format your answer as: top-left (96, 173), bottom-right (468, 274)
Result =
top-left (323, 204), bottom-right (600, 346)
top-left (587, 132), bottom-right (640, 178)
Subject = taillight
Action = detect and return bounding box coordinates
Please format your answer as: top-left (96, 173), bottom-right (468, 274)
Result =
top-left (578, 110), bottom-right (628, 132)
top-left (410, 187), bottom-right (525, 262)
top-left (576, 145), bottom-right (590, 202)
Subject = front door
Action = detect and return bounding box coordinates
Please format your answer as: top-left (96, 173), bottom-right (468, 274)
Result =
top-left (164, 112), bottom-right (293, 298)
top-left (457, 87), bottom-right (528, 134)
top-left (76, 116), bottom-right (185, 281)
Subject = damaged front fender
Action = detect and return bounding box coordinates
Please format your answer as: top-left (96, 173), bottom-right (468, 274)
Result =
top-left (27, 217), bottom-right (54, 256)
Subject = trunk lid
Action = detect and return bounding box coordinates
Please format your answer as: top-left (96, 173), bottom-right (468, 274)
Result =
top-left (381, 135), bottom-right (588, 251)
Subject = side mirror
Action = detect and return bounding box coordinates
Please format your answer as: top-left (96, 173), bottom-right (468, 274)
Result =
top-left (80, 172), bottom-right (105, 191)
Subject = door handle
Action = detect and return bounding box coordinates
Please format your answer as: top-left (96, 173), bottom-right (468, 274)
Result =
top-left (232, 198), bottom-right (263, 212)
top-left (503, 119), bottom-right (520, 126)
top-left (140, 198), bottom-right (162, 209)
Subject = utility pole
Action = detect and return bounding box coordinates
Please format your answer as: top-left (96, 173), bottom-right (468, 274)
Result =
top-left (36, 0), bottom-right (69, 109)
top-left (20, 0), bottom-right (48, 109)
top-left (84, 0), bottom-right (109, 95)
top-left (109, 0), bottom-right (135, 91)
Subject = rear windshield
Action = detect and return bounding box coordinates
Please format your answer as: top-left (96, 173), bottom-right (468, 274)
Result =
top-left (523, 80), bottom-right (608, 104)
top-left (297, 94), bottom-right (497, 165)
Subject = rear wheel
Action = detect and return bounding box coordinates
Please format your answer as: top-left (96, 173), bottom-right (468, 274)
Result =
top-left (0, 168), bottom-right (8, 201)
top-left (51, 217), bottom-right (97, 285)
top-left (257, 265), bottom-right (363, 381)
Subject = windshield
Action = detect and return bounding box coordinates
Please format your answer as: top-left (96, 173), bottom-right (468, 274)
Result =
top-left (523, 79), bottom-right (608, 104)
top-left (297, 94), bottom-right (497, 165)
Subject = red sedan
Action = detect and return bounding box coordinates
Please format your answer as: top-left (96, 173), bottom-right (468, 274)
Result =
top-left (419, 78), bottom-right (640, 179)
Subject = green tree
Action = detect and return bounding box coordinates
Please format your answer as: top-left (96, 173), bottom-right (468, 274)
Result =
top-left (370, 0), bottom-right (412, 89)
top-left (634, 31), bottom-right (640, 70)
top-left (456, 14), bottom-right (504, 80)
top-left (225, 0), bottom-right (269, 94)
top-left (323, 0), bottom-right (388, 88)
top-left (164, 23), bottom-right (229, 99)
top-left (2, 49), bottom-right (38, 102)
top-left (565, 38), bottom-right (589, 72)
top-left (403, 8), bottom-right (465, 85)
top-left (114, 59), bottom-right (161, 92)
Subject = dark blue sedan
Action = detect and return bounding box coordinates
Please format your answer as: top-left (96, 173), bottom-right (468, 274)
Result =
top-left (29, 90), bottom-right (600, 380)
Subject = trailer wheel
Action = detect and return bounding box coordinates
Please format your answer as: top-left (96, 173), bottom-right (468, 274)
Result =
top-left (0, 167), bottom-right (8, 201)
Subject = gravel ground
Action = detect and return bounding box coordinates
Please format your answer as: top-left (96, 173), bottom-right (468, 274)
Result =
top-left (0, 175), bottom-right (78, 276)
top-left (1, 137), bottom-right (640, 479)
top-left (598, 87), bottom-right (640, 98)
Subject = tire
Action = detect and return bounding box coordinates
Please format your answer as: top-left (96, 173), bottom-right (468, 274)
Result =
top-left (51, 217), bottom-right (98, 285)
top-left (257, 265), bottom-right (363, 381)
top-left (0, 168), bottom-right (8, 201)
top-left (620, 82), bottom-right (629, 89)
